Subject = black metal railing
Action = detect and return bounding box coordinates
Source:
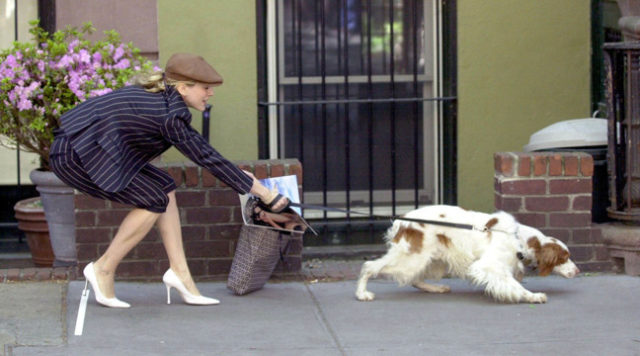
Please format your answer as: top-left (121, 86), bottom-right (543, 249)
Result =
top-left (256, 0), bottom-right (457, 244)
top-left (603, 42), bottom-right (640, 222)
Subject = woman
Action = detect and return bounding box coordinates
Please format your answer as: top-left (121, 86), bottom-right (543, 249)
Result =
top-left (50, 53), bottom-right (288, 308)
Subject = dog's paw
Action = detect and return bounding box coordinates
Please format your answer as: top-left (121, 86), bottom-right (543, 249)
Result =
top-left (355, 290), bottom-right (375, 301)
top-left (526, 292), bottom-right (547, 304)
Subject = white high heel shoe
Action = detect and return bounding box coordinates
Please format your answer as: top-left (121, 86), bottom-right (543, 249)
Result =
top-left (162, 269), bottom-right (219, 305)
top-left (83, 262), bottom-right (130, 308)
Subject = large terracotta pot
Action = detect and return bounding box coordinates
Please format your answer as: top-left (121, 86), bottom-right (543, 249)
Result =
top-left (14, 197), bottom-right (54, 267)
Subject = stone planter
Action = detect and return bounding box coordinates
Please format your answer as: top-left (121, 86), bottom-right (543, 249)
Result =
top-left (29, 169), bottom-right (77, 267)
top-left (602, 223), bottom-right (640, 275)
top-left (14, 197), bottom-right (54, 267)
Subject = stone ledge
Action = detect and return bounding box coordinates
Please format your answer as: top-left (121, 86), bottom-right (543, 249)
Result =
top-left (601, 222), bottom-right (640, 275)
top-left (0, 266), bottom-right (78, 282)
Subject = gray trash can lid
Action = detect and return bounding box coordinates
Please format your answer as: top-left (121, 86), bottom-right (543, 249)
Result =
top-left (523, 118), bottom-right (607, 152)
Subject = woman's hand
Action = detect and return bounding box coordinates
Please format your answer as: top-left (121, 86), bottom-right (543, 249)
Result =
top-left (260, 188), bottom-right (290, 212)
top-left (245, 171), bottom-right (290, 212)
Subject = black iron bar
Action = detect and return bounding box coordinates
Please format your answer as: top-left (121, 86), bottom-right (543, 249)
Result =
top-left (257, 0), bottom-right (268, 158)
top-left (314, 0), bottom-right (320, 76)
top-left (296, 0), bottom-right (304, 196)
top-left (359, 0), bottom-right (365, 75)
top-left (289, 6), bottom-right (294, 103)
top-left (366, 0), bottom-right (374, 222)
top-left (285, 0), bottom-right (295, 165)
top-left (389, 0), bottom-right (397, 217)
top-left (343, 0), bottom-right (352, 224)
top-left (312, 1), bottom-right (322, 224)
top-left (412, 0), bottom-right (419, 208)
top-left (290, 0), bottom-right (295, 77)
top-left (313, 2), bottom-right (321, 224)
top-left (275, 1), bottom-right (280, 158)
top-left (338, 0), bottom-right (343, 74)
top-left (321, 0), bottom-right (328, 221)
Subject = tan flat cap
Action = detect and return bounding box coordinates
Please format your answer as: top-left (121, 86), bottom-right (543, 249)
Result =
top-left (165, 53), bottom-right (223, 85)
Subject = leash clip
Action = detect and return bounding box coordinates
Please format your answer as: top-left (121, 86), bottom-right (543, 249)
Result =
top-left (472, 226), bottom-right (489, 233)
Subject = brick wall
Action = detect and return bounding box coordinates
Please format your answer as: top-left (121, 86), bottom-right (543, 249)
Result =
top-left (75, 159), bottom-right (303, 281)
top-left (494, 152), bottom-right (612, 272)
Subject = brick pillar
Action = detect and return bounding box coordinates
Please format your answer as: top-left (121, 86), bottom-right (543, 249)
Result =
top-left (494, 152), bottom-right (612, 272)
top-left (75, 159), bottom-right (303, 281)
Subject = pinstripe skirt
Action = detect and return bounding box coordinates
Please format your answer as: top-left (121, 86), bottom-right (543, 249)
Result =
top-left (49, 135), bottom-right (176, 213)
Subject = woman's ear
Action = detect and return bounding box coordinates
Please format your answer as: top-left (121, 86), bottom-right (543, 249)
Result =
top-left (175, 82), bottom-right (187, 96)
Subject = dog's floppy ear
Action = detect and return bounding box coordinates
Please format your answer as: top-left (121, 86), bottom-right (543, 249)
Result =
top-left (527, 236), bottom-right (542, 251)
top-left (537, 243), bottom-right (570, 276)
top-left (484, 217), bottom-right (498, 231)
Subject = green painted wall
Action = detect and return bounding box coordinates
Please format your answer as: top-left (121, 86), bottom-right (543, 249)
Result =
top-left (157, 0), bottom-right (257, 162)
top-left (457, 0), bottom-right (591, 212)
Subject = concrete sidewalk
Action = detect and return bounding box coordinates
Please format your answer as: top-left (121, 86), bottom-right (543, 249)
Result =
top-left (2, 271), bottom-right (639, 355)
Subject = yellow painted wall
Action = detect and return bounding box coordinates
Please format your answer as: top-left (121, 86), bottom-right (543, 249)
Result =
top-left (157, 0), bottom-right (258, 162)
top-left (457, 0), bottom-right (591, 212)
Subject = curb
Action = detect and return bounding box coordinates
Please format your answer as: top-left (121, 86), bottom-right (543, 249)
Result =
top-left (0, 266), bottom-right (78, 282)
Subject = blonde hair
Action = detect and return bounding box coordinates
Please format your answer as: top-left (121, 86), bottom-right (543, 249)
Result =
top-left (135, 70), bottom-right (195, 93)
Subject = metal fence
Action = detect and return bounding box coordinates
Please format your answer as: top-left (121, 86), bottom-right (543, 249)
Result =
top-left (604, 42), bottom-right (640, 222)
top-left (256, 0), bottom-right (457, 244)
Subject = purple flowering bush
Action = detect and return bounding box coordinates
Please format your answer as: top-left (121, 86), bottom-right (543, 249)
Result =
top-left (0, 21), bottom-right (157, 170)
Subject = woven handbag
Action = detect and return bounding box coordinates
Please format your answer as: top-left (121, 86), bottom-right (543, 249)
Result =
top-left (227, 197), bottom-right (303, 295)
top-left (227, 225), bottom-right (288, 295)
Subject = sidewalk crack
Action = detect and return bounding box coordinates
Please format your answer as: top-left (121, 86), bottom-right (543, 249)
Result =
top-left (304, 283), bottom-right (346, 356)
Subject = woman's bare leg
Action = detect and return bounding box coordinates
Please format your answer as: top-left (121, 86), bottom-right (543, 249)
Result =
top-left (93, 208), bottom-right (160, 298)
top-left (156, 191), bottom-right (200, 295)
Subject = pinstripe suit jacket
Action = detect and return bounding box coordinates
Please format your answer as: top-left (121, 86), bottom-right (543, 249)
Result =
top-left (58, 85), bottom-right (253, 194)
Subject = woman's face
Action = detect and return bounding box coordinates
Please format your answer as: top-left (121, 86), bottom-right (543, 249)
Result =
top-left (177, 82), bottom-right (214, 111)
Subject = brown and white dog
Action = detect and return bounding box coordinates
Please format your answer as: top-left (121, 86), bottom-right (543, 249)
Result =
top-left (355, 205), bottom-right (579, 303)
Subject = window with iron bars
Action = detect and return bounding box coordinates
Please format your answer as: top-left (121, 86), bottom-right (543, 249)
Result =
top-left (257, 0), bottom-right (456, 244)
